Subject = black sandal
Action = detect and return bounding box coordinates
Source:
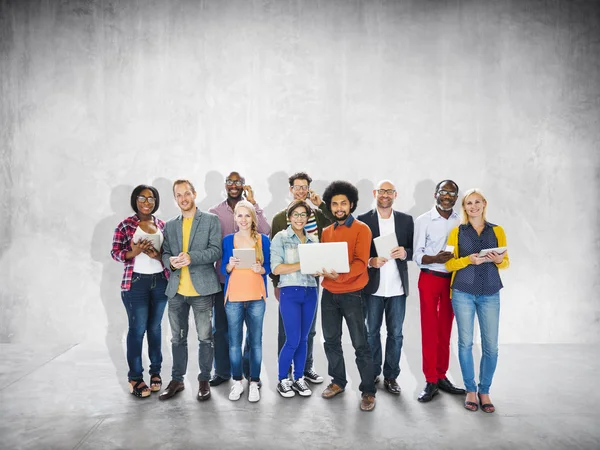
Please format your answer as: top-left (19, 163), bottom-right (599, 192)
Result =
top-left (477, 393), bottom-right (495, 413)
top-left (464, 400), bottom-right (479, 412)
top-left (150, 374), bottom-right (162, 392)
top-left (129, 380), bottom-right (151, 398)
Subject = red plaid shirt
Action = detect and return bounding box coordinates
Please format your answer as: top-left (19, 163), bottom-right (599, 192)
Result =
top-left (111, 214), bottom-right (169, 291)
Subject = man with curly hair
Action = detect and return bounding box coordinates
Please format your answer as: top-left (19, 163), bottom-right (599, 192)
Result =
top-left (318, 180), bottom-right (377, 411)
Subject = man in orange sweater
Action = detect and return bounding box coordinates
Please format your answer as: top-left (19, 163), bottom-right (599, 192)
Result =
top-left (318, 180), bottom-right (377, 412)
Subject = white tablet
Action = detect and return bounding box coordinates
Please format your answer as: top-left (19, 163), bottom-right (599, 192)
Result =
top-left (373, 233), bottom-right (398, 258)
top-left (134, 233), bottom-right (161, 251)
top-left (298, 242), bottom-right (350, 275)
top-left (233, 248), bottom-right (256, 269)
top-left (478, 247), bottom-right (507, 257)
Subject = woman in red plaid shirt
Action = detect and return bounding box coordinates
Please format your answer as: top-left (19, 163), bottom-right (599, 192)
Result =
top-left (111, 185), bottom-right (170, 398)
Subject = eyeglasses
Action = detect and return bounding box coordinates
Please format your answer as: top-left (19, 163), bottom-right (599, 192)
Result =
top-left (226, 179), bottom-right (243, 187)
top-left (137, 196), bottom-right (156, 204)
top-left (376, 189), bottom-right (396, 195)
top-left (291, 185), bottom-right (309, 191)
top-left (291, 212), bottom-right (308, 218)
top-left (437, 190), bottom-right (458, 197)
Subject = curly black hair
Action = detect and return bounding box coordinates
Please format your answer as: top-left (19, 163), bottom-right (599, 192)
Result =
top-left (435, 179), bottom-right (459, 193)
top-left (130, 184), bottom-right (160, 215)
top-left (322, 180), bottom-right (359, 214)
top-left (288, 172), bottom-right (312, 186)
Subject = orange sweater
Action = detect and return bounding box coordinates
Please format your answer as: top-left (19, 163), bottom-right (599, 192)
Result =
top-left (321, 218), bottom-right (372, 294)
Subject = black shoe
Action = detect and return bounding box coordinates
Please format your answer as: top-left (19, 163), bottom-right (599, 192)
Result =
top-left (374, 376), bottom-right (381, 384)
top-left (418, 382), bottom-right (439, 402)
top-left (383, 378), bottom-right (401, 395)
top-left (437, 377), bottom-right (466, 395)
top-left (209, 374), bottom-right (230, 387)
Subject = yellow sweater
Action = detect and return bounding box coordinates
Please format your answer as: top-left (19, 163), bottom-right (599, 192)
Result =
top-left (445, 224), bottom-right (510, 293)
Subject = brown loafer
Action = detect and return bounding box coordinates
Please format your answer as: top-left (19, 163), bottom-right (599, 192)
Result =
top-left (321, 383), bottom-right (345, 399)
top-left (360, 393), bottom-right (376, 411)
top-left (384, 378), bottom-right (401, 395)
top-left (197, 380), bottom-right (211, 401)
top-left (159, 380), bottom-right (185, 401)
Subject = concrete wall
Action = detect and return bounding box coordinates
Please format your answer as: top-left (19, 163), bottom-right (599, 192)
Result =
top-left (1, 0), bottom-right (599, 344)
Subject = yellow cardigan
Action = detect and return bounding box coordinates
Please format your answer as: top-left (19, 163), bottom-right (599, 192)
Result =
top-left (445, 224), bottom-right (510, 291)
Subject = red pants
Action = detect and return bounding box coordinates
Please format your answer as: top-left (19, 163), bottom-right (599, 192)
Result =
top-left (418, 271), bottom-right (454, 383)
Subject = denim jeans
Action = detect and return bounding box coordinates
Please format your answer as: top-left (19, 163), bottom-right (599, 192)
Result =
top-left (168, 293), bottom-right (215, 382)
top-left (278, 287), bottom-right (318, 380)
top-left (121, 272), bottom-right (168, 381)
top-left (365, 294), bottom-right (406, 380)
top-left (278, 290), bottom-right (318, 374)
top-left (226, 299), bottom-right (266, 381)
top-left (321, 289), bottom-right (376, 395)
top-left (451, 289), bottom-right (500, 394)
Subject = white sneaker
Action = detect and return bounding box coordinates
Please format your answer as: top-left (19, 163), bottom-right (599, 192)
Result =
top-left (248, 381), bottom-right (260, 402)
top-left (229, 381), bottom-right (244, 401)
top-left (277, 378), bottom-right (296, 398)
top-left (292, 377), bottom-right (312, 397)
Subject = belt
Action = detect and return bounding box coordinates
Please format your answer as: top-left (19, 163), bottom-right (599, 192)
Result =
top-left (420, 268), bottom-right (452, 279)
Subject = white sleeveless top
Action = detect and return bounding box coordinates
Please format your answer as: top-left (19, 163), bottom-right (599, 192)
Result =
top-left (133, 227), bottom-right (164, 274)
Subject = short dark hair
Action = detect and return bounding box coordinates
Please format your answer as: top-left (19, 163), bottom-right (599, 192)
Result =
top-left (130, 185), bottom-right (160, 215)
top-left (286, 199), bottom-right (311, 219)
top-left (172, 179), bottom-right (196, 195)
top-left (288, 172), bottom-right (312, 187)
top-left (435, 179), bottom-right (459, 193)
top-left (226, 171), bottom-right (246, 184)
top-left (322, 180), bottom-right (359, 214)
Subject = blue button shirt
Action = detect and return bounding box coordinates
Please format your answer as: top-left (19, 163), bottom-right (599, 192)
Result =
top-left (270, 226), bottom-right (319, 288)
top-left (452, 222), bottom-right (504, 295)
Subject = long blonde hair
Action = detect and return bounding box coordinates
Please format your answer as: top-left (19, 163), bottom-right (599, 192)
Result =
top-left (234, 200), bottom-right (264, 263)
top-left (461, 188), bottom-right (488, 224)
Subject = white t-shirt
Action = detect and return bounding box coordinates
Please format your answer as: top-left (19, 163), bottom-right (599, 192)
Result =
top-left (132, 227), bottom-right (164, 274)
top-left (373, 214), bottom-right (404, 297)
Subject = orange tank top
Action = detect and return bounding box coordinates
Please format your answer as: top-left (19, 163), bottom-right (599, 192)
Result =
top-left (225, 236), bottom-right (266, 302)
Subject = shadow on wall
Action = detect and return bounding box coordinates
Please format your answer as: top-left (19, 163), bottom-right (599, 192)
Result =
top-left (197, 170), bottom-right (224, 212)
top-left (355, 179), bottom-right (375, 216)
top-left (263, 171), bottom-right (291, 221)
top-left (90, 184), bottom-right (133, 386)
top-left (152, 177), bottom-right (180, 222)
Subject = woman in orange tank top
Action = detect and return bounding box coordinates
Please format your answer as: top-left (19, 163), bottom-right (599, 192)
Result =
top-left (221, 200), bottom-right (271, 403)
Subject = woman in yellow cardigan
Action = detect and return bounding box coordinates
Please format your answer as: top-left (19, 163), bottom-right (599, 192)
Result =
top-left (445, 188), bottom-right (509, 413)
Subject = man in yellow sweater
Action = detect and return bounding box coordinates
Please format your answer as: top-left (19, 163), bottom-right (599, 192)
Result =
top-left (159, 180), bottom-right (222, 402)
top-left (318, 180), bottom-right (377, 412)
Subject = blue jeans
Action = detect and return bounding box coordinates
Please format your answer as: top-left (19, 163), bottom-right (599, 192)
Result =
top-left (168, 293), bottom-right (214, 382)
top-left (365, 294), bottom-right (406, 380)
top-left (226, 299), bottom-right (266, 381)
top-left (278, 287), bottom-right (318, 374)
top-left (121, 272), bottom-right (168, 381)
top-left (321, 289), bottom-right (376, 395)
top-left (278, 287), bottom-right (318, 380)
top-left (213, 286), bottom-right (251, 379)
top-left (451, 289), bottom-right (500, 394)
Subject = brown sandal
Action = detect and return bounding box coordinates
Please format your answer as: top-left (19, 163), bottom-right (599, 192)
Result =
top-left (150, 374), bottom-right (162, 392)
top-left (129, 380), bottom-right (151, 398)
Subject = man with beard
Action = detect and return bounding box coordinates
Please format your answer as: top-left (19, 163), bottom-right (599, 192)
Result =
top-left (159, 179), bottom-right (222, 402)
top-left (318, 180), bottom-right (377, 412)
top-left (413, 180), bottom-right (466, 402)
top-left (269, 172), bottom-right (334, 384)
top-left (357, 180), bottom-right (414, 395)
top-left (208, 171), bottom-right (271, 386)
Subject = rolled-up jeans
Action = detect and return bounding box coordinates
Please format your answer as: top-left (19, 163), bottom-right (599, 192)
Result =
top-left (168, 293), bottom-right (214, 382)
top-left (451, 289), bottom-right (500, 394)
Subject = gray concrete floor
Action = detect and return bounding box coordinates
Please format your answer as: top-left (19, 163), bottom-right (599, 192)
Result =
top-left (1, 336), bottom-right (599, 450)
